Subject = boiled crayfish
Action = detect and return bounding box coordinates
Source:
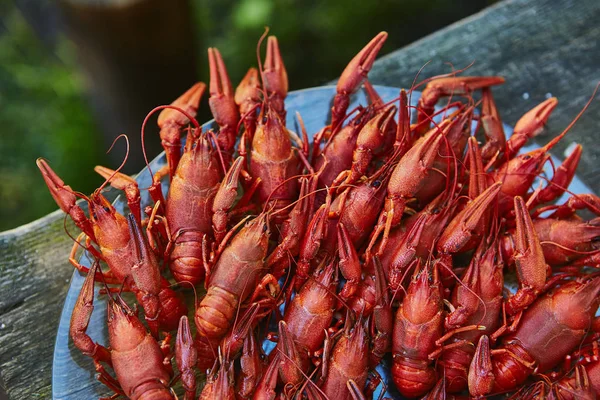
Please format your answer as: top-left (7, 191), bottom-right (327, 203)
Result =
top-left (38, 30), bottom-right (600, 399)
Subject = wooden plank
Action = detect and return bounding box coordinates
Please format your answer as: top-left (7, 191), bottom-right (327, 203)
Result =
top-left (0, 198), bottom-right (114, 399)
top-left (0, 211), bottom-right (75, 399)
top-left (1, 0), bottom-right (600, 398)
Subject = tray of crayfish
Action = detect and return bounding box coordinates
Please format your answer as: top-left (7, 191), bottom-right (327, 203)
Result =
top-left (46, 31), bottom-right (600, 399)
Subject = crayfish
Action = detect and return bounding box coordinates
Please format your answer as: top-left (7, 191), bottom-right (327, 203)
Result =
top-left (38, 30), bottom-right (600, 399)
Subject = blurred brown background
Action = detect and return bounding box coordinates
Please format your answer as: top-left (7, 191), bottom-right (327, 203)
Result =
top-left (0, 0), bottom-right (496, 231)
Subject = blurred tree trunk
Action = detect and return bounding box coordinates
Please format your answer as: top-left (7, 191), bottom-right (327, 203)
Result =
top-left (59, 0), bottom-right (200, 173)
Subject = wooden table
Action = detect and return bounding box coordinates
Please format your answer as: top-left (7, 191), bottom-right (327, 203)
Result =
top-left (1, 0), bottom-right (599, 398)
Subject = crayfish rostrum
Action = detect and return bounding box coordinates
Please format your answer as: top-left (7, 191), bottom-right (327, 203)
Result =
top-left (39, 30), bottom-right (600, 399)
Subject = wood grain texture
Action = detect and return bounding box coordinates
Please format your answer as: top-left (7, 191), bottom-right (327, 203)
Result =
top-left (0, 211), bottom-right (78, 399)
top-left (1, 0), bottom-right (600, 398)
top-left (0, 200), bottom-right (116, 399)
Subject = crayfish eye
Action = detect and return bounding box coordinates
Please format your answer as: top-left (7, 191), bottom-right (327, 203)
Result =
top-left (523, 155), bottom-right (531, 160)
top-left (262, 224), bottom-right (268, 233)
top-left (103, 206), bottom-right (110, 213)
top-left (372, 180), bottom-right (381, 188)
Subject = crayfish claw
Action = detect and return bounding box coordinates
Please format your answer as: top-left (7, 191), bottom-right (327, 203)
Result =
top-left (158, 82), bottom-right (206, 178)
top-left (208, 47), bottom-right (234, 97)
top-left (208, 47), bottom-right (240, 159)
top-left (337, 223), bottom-right (362, 300)
top-left (37, 158), bottom-right (78, 214)
top-left (70, 262), bottom-right (111, 362)
top-left (332, 32), bottom-right (388, 130)
top-left (337, 31), bottom-right (388, 96)
top-left (277, 320), bottom-right (304, 387)
top-left (505, 96), bottom-right (558, 159)
top-left (235, 67), bottom-right (261, 109)
top-left (37, 158), bottom-right (95, 240)
top-left (263, 36), bottom-right (288, 115)
top-left (506, 196), bottom-right (549, 316)
top-left (513, 96), bottom-right (558, 139)
top-left (176, 316), bottom-right (198, 400)
top-left (480, 87), bottom-right (506, 161)
top-left (468, 335), bottom-right (494, 398)
top-left (418, 76), bottom-right (505, 129)
top-left (212, 156), bottom-right (244, 244)
top-left (157, 82), bottom-right (205, 129)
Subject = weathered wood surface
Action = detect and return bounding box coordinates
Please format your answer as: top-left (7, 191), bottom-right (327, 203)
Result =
top-left (1, 0), bottom-right (600, 398)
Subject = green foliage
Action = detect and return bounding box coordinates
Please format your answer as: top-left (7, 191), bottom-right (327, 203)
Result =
top-left (194, 0), bottom-right (495, 89)
top-left (0, 6), bottom-right (104, 230)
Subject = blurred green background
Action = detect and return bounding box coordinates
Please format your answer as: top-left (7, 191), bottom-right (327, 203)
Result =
top-left (0, 0), bottom-right (495, 231)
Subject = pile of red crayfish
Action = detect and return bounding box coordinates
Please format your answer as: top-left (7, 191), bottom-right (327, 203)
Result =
top-left (38, 31), bottom-right (600, 399)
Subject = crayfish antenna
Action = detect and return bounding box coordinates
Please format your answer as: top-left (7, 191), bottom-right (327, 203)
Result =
top-left (541, 82), bottom-right (599, 154)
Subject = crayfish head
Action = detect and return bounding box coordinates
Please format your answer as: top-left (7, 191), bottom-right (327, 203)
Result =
top-left (552, 276), bottom-right (600, 330)
top-left (240, 213), bottom-right (271, 255)
top-left (179, 133), bottom-right (222, 185)
top-left (494, 149), bottom-right (548, 209)
top-left (253, 106), bottom-right (292, 158)
top-left (107, 297), bottom-right (147, 352)
top-left (89, 193), bottom-right (130, 248)
top-left (478, 241), bottom-right (504, 300)
top-left (518, 149), bottom-right (548, 176)
top-left (347, 318), bottom-right (369, 360)
top-left (403, 261), bottom-right (443, 324)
